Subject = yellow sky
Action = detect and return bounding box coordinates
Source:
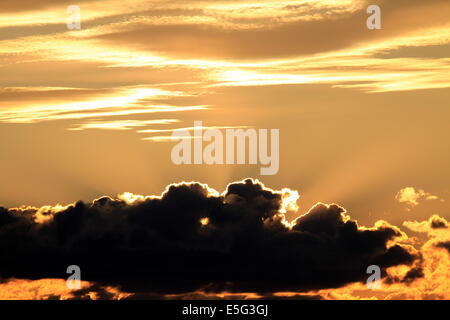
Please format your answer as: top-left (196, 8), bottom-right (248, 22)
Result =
top-left (1, 0), bottom-right (450, 227)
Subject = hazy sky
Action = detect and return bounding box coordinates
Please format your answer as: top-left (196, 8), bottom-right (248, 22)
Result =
top-left (1, 0), bottom-right (449, 228)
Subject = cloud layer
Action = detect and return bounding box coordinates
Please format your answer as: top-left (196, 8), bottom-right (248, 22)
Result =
top-left (0, 179), bottom-right (421, 298)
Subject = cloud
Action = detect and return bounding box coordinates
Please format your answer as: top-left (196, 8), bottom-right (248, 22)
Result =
top-left (0, 86), bottom-right (202, 124)
top-left (68, 119), bottom-right (179, 131)
top-left (395, 187), bottom-right (441, 208)
top-left (0, 0), bottom-right (95, 13)
top-left (0, 179), bottom-right (418, 298)
top-left (403, 215), bottom-right (449, 234)
top-left (284, 214), bottom-right (450, 300)
top-left (87, 0), bottom-right (449, 60)
top-left (436, 241), bottom-right (450, 253)
top-left (139, 125), bottom-right (250, 142)
top-left (0, 278), bottom-right (129, 300)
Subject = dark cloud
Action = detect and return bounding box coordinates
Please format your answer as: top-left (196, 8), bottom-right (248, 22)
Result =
top-left (435, 241), bottom-right (450, 253)
top-left (385, 263), bottom-right (424, 285)
top-left (430, 216), bottom-right (449, 229)
top-left (67, 283), bottom-right (125, 300)
top-left (0, 179), bottom-right (418, 296)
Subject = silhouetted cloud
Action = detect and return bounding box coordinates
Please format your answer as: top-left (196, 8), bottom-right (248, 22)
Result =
top-left (436, 241), bottom-right (450, 253)
top-left (0, 179), bottom-right (418, 297)
top-left (431, 216), bottom-right (449, 229)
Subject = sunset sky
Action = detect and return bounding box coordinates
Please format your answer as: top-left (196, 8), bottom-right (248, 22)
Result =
top-left (0, 0), bottom-right (449, 300)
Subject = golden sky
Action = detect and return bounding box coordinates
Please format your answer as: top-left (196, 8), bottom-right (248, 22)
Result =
top-left (1, 0), bottom-right (449, 220)
top-left (0, 0), bottom-right (450, 300)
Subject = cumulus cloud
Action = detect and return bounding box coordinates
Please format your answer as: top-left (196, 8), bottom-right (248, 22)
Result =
top-left (403, 215), bottom-right (449, 234)
top-left (395, 187), bottom-right (441, 208)
top-left (281, 214), bottom-right (450, 300)
top-left (0, 179), bottom-right (419, 298)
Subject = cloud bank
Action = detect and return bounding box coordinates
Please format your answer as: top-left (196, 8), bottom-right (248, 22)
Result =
top-left (0, 179), bottom-right (428, 299)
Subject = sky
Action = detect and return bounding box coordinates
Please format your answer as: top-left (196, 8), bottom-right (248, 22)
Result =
top-left (0, 0), bottom-right (449, 300)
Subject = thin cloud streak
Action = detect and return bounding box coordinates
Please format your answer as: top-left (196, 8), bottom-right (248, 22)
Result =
top-left (0, 86), bottom-right (206, 124)
top-left (0, 105), bottom-right (208, 123)
top-left (68, 119), bottom-right (180, 131)
top-left (137, 125), bottom-right (248, 134)
top-left (140, 125), bottom-right (250, 142)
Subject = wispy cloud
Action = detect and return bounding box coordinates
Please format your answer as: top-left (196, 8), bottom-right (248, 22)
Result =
top-left (140, 125), bottom-right (249, 142)
top-left (0, 86), bottom-right (206, 124)
top-left (68, 119), bottom-right (179, 131)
